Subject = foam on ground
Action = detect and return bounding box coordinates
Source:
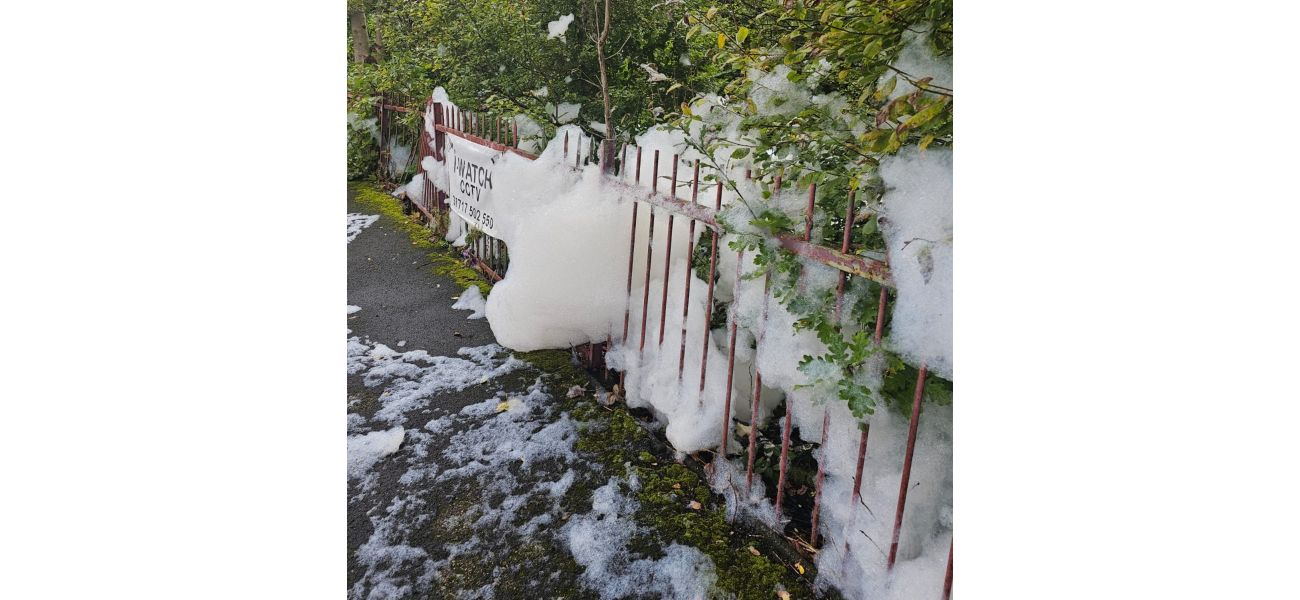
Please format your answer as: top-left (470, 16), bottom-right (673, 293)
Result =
top-left (347, 337), bottom-right (526, 425)
top-left (348, 426), bottom-right (405, 480)
top-left (348, 213), bottom-right (380, 243)
top-left (451, 286), bottom-right (486, 319)
top-left (563, 475), bottom-right (718, 600)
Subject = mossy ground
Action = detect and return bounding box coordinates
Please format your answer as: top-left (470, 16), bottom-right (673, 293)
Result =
top-left (351, 182), bottom-right (821, 598)
top-left (351, 181), bottom-right (491, 296)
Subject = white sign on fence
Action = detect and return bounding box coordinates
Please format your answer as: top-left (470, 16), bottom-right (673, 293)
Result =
top-left (446, 137), bottom-right (501, 238)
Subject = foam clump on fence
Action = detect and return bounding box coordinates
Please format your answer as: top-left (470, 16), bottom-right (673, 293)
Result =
top-left (879, 147), bottom-right (953, 379)
top-left (478, 130), bottom-right (635, 350)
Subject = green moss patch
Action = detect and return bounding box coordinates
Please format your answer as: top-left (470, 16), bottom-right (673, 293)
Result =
top-left (553, 371), bottom-right (816, 597)
top-left (351, 181), bottom-right (491, 296)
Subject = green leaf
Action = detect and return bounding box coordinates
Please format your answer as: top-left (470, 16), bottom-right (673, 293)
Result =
top-left (863, 38), bottom-right (883, 59)
top-left (901, 97), bottom-right (949, 131)
top-left (731, 147), bottom-right (751, 159)
top-left (874, 76), bottom-right (897, 102)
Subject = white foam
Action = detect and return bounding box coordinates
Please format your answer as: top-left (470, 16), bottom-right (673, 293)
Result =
top-left (347, 337), bottom-right (526, 424)
top-left (348, 213), bottom-right (380, 243)
top-left (451, 286), bottom-right (486, 319)
top-left (879, 148), bottom-right (953, 379)
top-left (347, 426), bottom-right (405, 479)
top-left (563, 476), bottom-right (718, 599)
top-left (546, 13), bottom-right (574, 41)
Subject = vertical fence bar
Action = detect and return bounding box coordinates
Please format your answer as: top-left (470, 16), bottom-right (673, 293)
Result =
top-left (697, 181), bottom-right (722, 399)
top-left (888, 363), bottom-right (928, 570)
top-left (658, 157), bottom-right (678, 346)
top-left (769, 174), bottom-right (791, 520)
top-left (773, 400), bottom-right (794, 520)
top-left (745, 272), bottom-right (771, 489)
top-left (875, 286), bottom-right (889, 342)
top-left (677, 160), bottom-right (699, 378)
top-left (622, 198), bottom-right (639, 342)
top-left (622, 147), bottom-right (642, 343)
top-left (376, 98), bottom-right (386, 180)
top-left (639, 151), bottom-right (659, 354)
top-left (809, 410), bottom-right (830, 546)
top-left (851, 258), bottom-right (889, 512)
top-left (835, 189), bottom-right (856, 322)
top-left (805, 180), bottom-right (829, 545)
top-left (619, 145), bottom-right (642, 390)
top-left (721, 248), bottom-right (744, 460)
top-left (744, 342), bottom-right (762, 491)
top-left (804, 183), bottom-right (816, 241)
top-left (942, 539), bottom-right (953, 600)
top-left (851, 425), bottom-right (870, 504)
top-left (433, 103), bottom-right (445, 160)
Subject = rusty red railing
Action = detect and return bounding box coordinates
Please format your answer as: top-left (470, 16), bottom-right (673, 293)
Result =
top-left (393, 94), bottom-right (950, 598)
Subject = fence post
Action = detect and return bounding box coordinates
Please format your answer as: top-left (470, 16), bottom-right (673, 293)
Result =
top-left (432, 102), bottom-right (446, 161)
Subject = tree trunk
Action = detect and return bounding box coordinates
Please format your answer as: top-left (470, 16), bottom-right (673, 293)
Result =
top-left (349, 9), bottom-right (370, 64)
top-left (595, 0), bottom-right (614, 170)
